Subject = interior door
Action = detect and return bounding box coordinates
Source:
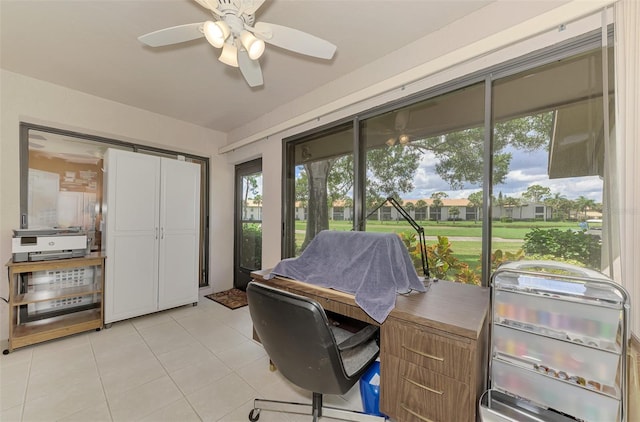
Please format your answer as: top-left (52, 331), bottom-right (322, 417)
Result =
top-left (234, 159), bottom-right (262, 291)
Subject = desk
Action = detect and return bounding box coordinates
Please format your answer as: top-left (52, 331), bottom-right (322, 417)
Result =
top-left (251, 270), bottom-right (490, 422)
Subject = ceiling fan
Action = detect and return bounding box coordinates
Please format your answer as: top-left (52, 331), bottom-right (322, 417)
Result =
top-left (138, 0), bottom-right (337, 87)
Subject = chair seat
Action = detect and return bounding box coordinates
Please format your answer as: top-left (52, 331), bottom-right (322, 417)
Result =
top-left (330, 326), bottom-right (379, 377)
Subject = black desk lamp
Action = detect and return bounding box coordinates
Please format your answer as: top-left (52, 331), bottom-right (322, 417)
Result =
top-left (363, 197), bottom-right (430, 279)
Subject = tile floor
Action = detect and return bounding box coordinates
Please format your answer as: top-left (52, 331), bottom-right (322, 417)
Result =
top-left (0, 295), bottom-right (366, 421)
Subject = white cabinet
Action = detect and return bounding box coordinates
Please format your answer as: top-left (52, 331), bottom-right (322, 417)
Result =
top-left (103, 149), bottom-right (200, 324)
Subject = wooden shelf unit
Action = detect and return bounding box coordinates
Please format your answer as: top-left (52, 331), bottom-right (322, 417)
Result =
top-left (4, 254), bottom-right (105, 354)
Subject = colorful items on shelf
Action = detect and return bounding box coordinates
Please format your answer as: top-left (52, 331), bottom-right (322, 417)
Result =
top-left (494, 301), bottom-right (617, 339)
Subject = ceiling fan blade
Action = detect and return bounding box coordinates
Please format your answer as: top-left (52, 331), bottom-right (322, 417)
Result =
top-left (243, 0), bottom-right (266, 15)
top-left (253, 22), bottom-right (336, 60)
top-left (193, 0), bottom-right (211, 10)
top-left (138, 22), bottom-right (204, 47)
top-left (238, 50), bottom-right (264, 87)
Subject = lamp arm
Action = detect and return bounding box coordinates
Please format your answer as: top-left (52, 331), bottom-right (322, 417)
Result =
top-left (359, 199), bottom-right (389, 230)
top-left (386, 197), bottom-right (420, 232)
top-left (385, 197), bottom-right (430, 279)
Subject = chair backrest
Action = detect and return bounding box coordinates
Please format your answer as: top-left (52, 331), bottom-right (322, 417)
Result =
top-left (247, 282), bottom-right (356, 395)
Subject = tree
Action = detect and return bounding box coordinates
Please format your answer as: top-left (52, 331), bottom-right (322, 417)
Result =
top-left (297, 112), bottom-right (553, 246)
top-left (302, 160), bottom-right (334, 250)
top-left (243, 175), bottom-right (259, 219)
top-left (295, 168), bottom-right (309, 210)
top-left (415, 199), bottom-right (427, 221)
top-left (467, 191), bottom-right (483, 223)
top-left (299, 146), bottom-right (421, 249)
top-left (545, 193), bottom-right (568, 221)
top-left (253, 194), bottom-right (262, 207)
top-left (522, 184), bottom-right (551, 203)
top-left (575, 195), bottom-right (596, 219)
top-left (430, 192), bottom-right (447, 223)
top-left (449, 206), bottom-right (460, 222)
top-left (327, 156), bottom-right (353, 207)
top-left (412, 113), bottom-right (552, 189)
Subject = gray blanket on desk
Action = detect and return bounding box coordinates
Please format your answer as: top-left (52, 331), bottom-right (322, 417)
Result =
top-left (266, 230), bottom-right (426, 323)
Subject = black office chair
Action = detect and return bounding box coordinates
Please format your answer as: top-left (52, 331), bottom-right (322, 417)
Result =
top-left (247, 282), bottom-right (386, 422)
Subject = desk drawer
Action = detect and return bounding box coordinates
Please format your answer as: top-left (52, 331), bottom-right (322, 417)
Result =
top-left (395, 358), bottom-right (470, 422)
top-left (382, 320), bottom-right (471, 381)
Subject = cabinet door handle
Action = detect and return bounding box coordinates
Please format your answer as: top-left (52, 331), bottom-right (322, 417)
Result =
top-left (402, 345), bottom-right (444, 362)
top-left (161, 227), bottom-right (164, 239)
top-left (400, 403), bottom-right (436, 422)
top-left (155, 228), bottom-right (158, 239)
top-left (403, 376), bottom-right (443, 395)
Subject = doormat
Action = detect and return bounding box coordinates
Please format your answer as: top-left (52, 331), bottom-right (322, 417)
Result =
top-left (204, 288), bottom-right (248, 310)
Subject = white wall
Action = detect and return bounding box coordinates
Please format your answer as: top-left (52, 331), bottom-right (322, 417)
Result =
top-left (0, 70), bottom-right (230, 345)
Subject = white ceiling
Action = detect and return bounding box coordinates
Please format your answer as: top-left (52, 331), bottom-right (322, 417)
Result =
top-left (0, 0), bottom-right (494, 134)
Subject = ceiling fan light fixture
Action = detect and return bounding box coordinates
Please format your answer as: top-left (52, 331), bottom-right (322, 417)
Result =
top-left (399, 134), bottom-right (410, 145)
top-left (240, 31), bottom-right (265, 60)
top-left (219, 42), bottom-right (239, 67)
top-left (203, 20), bottom-right (230, 48)
top-left (386, 138), bottom-right (396, 147)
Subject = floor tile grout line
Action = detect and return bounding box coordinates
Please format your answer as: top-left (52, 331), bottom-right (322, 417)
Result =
top-left (18, 349), bottom-right (33, 422)
top-left (88, 331), bottom-right (115, 422)
top-left (124, 317), bottom-right (193, 421)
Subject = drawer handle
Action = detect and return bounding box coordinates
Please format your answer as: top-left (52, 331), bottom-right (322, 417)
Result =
top-left (402, 345), bottom-right (444, 362)
top-left (400, 403), bottom-right (436, 422)
top-left (403, 376), bottom-right (443, 395)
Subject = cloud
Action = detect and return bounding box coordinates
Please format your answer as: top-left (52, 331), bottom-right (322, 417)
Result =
top-left (410, 149), bottom-right (603, 202)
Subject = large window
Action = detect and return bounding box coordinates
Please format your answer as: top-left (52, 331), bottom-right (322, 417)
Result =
top-left (284, 30), bottom-right (614, 286)
top-left (490, 47), bottom-right (613, 275)
top-left (360, 83), bottom-right (486, 280)
top-left (284, 122), bottom-right (354, 256)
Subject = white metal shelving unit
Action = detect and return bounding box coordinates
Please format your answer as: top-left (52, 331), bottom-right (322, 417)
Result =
top-left (480, 260), bottom-right (630, 422)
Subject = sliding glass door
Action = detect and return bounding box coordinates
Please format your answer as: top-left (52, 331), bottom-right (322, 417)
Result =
top-left (283, 29), bottom-right (614, 287)
top-left (234, 159), bottom-right (263, 290)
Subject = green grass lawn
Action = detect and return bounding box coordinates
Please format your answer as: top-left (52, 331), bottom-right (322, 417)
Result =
top-left (294, 219), bottom-right (561, 271)
top-left (295, 219), bottom-right (576, 239)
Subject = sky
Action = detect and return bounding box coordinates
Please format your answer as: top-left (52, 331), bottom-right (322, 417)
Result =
top-left (407, 147), bottom-right (603, 203)
top-left (291, 144), bottom-right (604, 204)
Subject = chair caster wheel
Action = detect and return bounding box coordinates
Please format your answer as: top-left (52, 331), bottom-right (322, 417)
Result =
top-left (248, 408), bottom-right (260, 421)
top-left (2, 349), bottom-right (9, 355)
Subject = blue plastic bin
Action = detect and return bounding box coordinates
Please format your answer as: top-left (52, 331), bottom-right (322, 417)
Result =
top-left (359, 360), bottom-right (385, 416)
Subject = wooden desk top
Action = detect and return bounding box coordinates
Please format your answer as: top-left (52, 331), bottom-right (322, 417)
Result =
top-left (251, 269), bottom-right (490, 341)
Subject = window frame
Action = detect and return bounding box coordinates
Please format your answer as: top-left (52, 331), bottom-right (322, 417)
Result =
top-left (19, 122), bottom-right (211, 287)
top-left (282, 27), bottom-right (613, 287)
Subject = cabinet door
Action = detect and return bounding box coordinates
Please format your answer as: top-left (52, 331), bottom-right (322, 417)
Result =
top-left (104, 149), bottom-right (160, 323)
top-left (157, 158), bottom-right (201, 310)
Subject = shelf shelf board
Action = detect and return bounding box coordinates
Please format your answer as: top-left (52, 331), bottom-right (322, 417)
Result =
top-left (7, 254), bottom-right (105, 274)
top-left (10, 309), bottom-right (102, 350)
top-left (13, 283), bottom-right (102, 305)
top-left (493, 320), bottom-right (622, 355)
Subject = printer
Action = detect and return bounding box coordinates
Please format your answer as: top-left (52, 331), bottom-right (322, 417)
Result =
top-left (12, 228), bottom-right (88, 262)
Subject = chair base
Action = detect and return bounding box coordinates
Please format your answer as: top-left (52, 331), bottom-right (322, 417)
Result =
top-left (249, 397), bottom-right (387, 422)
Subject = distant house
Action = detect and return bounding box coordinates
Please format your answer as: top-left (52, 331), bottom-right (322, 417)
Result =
top-left (286, 197), bottom-right (601, 222)
top-left (243, 199), bottom-right (263, 221)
